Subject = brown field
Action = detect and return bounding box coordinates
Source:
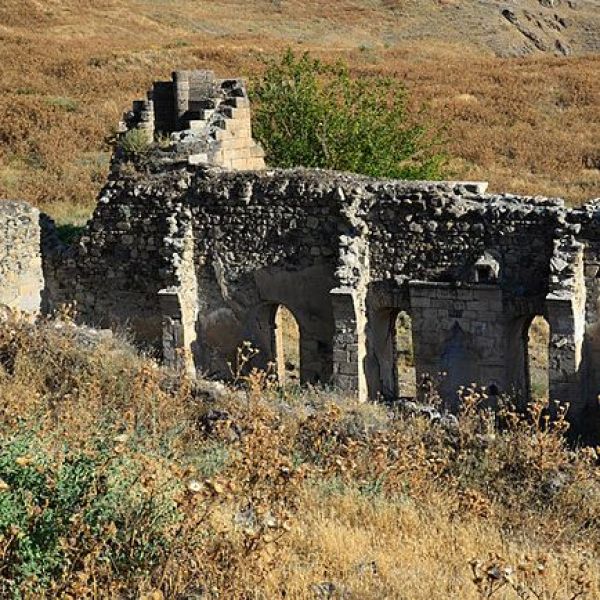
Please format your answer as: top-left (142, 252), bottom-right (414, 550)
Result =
top-left (1, 315), bottom-right (599, 598)
top-left (1, 3), bottom-right (600, 596)
top-left (0, 0), bottom-right (599, 227)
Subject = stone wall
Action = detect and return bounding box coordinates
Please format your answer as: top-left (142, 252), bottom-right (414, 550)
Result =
top-left (0, 201), bottom-right (45, 315)
top-left (37, 165), bottom-right (584, 414)
top-left (4, 71), bottom-right (600, 436)
top-left (6, 159), bottom-right (600, 434)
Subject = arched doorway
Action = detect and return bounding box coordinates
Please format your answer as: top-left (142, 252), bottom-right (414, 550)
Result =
top-left (394, 311), bottom-right (416, 399)
top-left (526, 315), bottom-right (550, 402)
top-left (365, 306), bottom-right (416, 401)
top-left (273, 304), bottom-right (300, 384)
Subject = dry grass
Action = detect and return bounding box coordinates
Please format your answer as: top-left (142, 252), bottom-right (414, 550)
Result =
top-left (0, 0), bottom-right (599, 226)
top-left (0, 313), bottom-right (599, 598)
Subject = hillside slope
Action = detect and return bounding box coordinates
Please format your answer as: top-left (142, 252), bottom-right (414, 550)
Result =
top-left (0, 0), bottom-right (598, 220)
top-left (2, 0), bottom-right (600, 56)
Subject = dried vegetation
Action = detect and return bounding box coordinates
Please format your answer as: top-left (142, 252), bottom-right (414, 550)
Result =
top-left (0, 314), bottom-right (599, 598)
top-left (1, 2), bottom-right (600, 596)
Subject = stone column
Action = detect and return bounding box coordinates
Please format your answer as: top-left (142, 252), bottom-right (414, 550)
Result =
top-left (546, 238), bottom-right (586, 422)
top-left (173, 70), bottom-right (190, 129)
top-left (331, 287), bottom-right (368, 402)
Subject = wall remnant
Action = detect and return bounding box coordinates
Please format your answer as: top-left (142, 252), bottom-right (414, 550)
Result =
top-left (120, 70), bottom-right (265, 170)
top-left (2, 69), bottom-right (600, 436)
top-left (0, 201), bottom-right (45, 315)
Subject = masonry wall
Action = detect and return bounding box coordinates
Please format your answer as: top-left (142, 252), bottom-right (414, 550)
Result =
top-left (188, 169), bottom-right (345, 382)
top-left (0, 201), bottom-right (45, 315)
top-left (7, 159), bottom-right (600, 435)
top-left (366, 187), bottom-right (559, 294)
top-left (45, 168), bottom-right (196, 343)
top-left (122, 71), bottom-right (265, 171)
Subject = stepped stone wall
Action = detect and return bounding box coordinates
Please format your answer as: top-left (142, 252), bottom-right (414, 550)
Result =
top-left (2, 68), bottom-right (600, 438)
top-left (121, 70), bottom-right (265, 171)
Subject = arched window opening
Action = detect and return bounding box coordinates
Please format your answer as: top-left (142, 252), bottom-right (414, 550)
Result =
top-left (274, 305), bottom-right (300, 384)
top-left (473, 252), bottom-right (500, 284)
top-left (526, 316), bottom-right (550, 402)
top-left (394, 311), bottom-right (416, 399)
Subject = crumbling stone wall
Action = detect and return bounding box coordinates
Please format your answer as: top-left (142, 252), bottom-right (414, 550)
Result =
top-left (3, 165), bottom-right (600, 433)
top-left (0, 201), bottom-right (45, 315)
top-left (121, 70), bottom-right (265, 170)
top-left (38, 163), bottom-right (592, 423)
top-left (48, 168), bottom-right (193, 341)
top-left (4, 71), bottom-right (600, 437)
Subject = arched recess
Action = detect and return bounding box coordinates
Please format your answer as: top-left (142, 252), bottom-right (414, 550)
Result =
top-left (273, 304), bottom-right (300, 384)
top-left (440, 322), bottom-right (477, 412)
top-left (526, 315), bottom-right (550, 403)
top-left (365, 307), bottom-right (416, 401)
top-left (249, 301), bottom-right (331, 386)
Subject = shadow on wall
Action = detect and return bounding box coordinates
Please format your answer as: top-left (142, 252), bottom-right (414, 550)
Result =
top-left (56, 223), bottom-right (84, 245)
top-left (439, 322), bottom-right (477, 413)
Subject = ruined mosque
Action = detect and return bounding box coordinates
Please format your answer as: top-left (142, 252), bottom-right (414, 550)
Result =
top-left (2, 70), bottom-right (600, 432)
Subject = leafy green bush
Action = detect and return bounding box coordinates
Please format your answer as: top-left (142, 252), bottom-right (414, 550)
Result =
top-left (0, 431), bottom-right (180, 597)
top-left (251, 49), bottom-right (446, 179)
top-left (118, 128), bottom-right (152, 158)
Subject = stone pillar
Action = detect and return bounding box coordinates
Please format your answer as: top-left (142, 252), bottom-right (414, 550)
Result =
top-left (546, 238), bottom-right (586, 422)
top-left (331, 287), bottom-right (368, 401)
top-left (0, 201), bottom-right (45, 317)
top-left (158, 219), bottom-right (198, 377)
top-left (139, 94), bottom-right (155, 142)
top-left (159, 288), bottom-right (187, 372)
top-left (173, 70), bottom-right (190, 129)
top-left (546, 296), bottom-right (584, 418)
top-left (158, 286), bottom-right (198, 377)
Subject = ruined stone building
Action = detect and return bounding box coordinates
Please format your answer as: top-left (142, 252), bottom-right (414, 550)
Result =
top-left (1, 70), bottom-right (599, 434)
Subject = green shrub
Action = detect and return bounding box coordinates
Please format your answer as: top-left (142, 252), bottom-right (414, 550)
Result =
top-left (0, 432), bottom-right (181, 597)
top-left (251, 49), bottom-right (446, 179)
top-left (118, 128), bottom-right (152, 158)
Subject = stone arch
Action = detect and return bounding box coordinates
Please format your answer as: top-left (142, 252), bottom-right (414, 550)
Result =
top-left (394, 310), bottom-right (416, 399)
top-left (273, 304), bottom-right (300, 384)
top-left (525, 315), bottom-right (550, 404)
top-left (365, 305), bottom-right (416, 401)
top-left (245, 298), bottom-right (333, 386)
top-left (504, 312), bottom-right (550, 410)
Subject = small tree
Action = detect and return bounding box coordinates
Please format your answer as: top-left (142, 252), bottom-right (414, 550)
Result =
top-left (251, 49), bottom-right (445, 180)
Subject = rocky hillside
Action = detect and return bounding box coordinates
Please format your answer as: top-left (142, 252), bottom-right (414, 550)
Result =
top-left (1, 0), bottom-right (599, 56)
top-left (390, 0), bottom-right (600, 57)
